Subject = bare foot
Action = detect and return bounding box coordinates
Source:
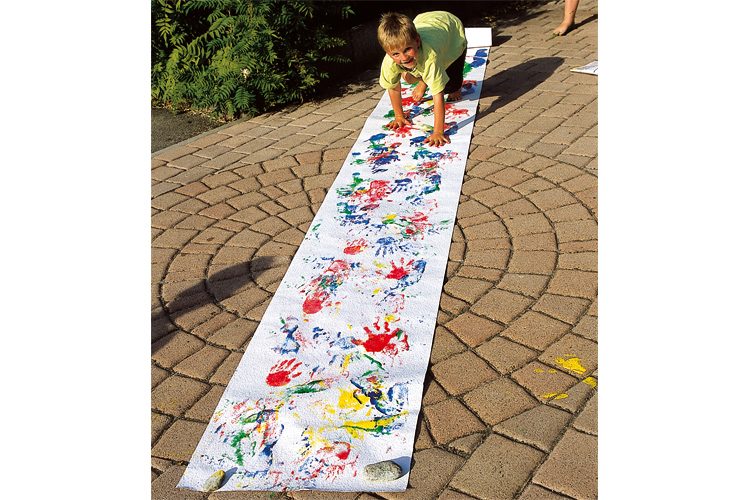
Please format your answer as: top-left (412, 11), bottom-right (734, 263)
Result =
top-left (552, 20), bottom-right (575, 35)
top-left (446, 89), bottom-right (462, 102)
top-left (412, 81), bottom-right (427, 102)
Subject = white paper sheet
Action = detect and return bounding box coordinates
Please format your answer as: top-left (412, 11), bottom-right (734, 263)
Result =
top-left (177, 48), bottom-right (489, 493)
top-left (465, 27), bottom-right (493, 48)
top-left (571, 60), bottom-right (598, 75)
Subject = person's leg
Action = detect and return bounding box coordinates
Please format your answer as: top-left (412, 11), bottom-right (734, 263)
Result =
top-left (442, 47), bottom-right (467, 102)
top-left (402, 71), bottom-right (419, 84)
top-left (552, 0), bottom-right (579, 35)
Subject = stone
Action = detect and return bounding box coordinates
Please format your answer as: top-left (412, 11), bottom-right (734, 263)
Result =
top-left (202, 470), bottom-right (225, 492)
top-left (363, 460), bottom-right (403, 482)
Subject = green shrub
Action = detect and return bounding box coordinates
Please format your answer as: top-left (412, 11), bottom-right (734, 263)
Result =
top-left (152, 0), bottom-right (353, 119)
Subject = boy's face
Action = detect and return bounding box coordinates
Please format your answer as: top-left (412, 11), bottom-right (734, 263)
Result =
top-left (386, 35), bottom-right (421, 69)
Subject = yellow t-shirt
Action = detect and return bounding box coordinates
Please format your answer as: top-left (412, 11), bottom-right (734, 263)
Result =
top-left (379, 11), bottom-right (467, 94)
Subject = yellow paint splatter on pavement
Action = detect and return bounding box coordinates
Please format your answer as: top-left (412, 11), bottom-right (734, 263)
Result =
top-left (541, 392), bottom-right (568, 400)
top-left (536, 367), bottom-right (559, 374)
top-left (583, 377), bottom-right (597, 388)
top-left (554, 354), bottom-right (587, 375)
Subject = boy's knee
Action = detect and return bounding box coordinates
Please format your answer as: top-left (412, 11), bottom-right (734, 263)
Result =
top-left (402, 72), bottom-right (419, 84)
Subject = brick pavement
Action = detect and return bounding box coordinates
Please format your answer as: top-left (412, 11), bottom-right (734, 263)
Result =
top-left (151, 1), bottom-right (598, 498)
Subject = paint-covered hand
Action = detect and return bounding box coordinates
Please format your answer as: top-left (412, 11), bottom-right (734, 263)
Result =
top-left (386, 116), bottom-right (411, 130)
top-left (425, 132), bottom-right (450, 147)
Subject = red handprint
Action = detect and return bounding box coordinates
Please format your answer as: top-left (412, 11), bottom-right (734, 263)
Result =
top-left (266, 358), bottom-right (303, 387)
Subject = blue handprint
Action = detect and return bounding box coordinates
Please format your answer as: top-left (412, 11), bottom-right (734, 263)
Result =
top-left (375, 237), bottom-right (399, 256)
top-left (393, 178), bottom-right (412, 193)
top-left (367, 133), bottom-right (387, 143)
top-left (343, 213), bottom-right (371, 226)
top-left (422, 173), bottom-right (441, 195)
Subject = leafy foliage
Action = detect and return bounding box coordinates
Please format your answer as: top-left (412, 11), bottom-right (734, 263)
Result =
top-left (152, 0), bottom-right (353, 119)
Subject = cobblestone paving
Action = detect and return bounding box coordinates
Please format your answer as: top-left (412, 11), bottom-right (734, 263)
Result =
top-left (151, 1), bottom-right (598, 498)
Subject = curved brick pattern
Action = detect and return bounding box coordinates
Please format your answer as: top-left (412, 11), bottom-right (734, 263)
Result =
top-left (151, 1), bottom-right (597, 497)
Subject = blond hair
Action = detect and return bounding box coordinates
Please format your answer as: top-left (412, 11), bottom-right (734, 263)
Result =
top-left (377, 12), bottom-right (419, 51)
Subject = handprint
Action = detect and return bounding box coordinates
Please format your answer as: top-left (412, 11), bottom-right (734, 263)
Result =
top-left (385, 258), bottom-right (427, 288)
top-left (375, 236), bottom-right (399, 257)
top-left (342, 213), bottom-right (371, 226)
top-left (343, 238), bottom-right (368, 255)
top-left (392, 178), bottom-right (412, 193)
top-left (444, 121), bottom-right (459, 136)
top-left (266, 358), bottom-right (303, 387)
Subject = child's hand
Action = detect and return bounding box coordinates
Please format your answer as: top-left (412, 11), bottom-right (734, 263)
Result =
top-left (387, 117), bottom-right (411, 130)
top-left (424, 132), bottom-right (450, 147)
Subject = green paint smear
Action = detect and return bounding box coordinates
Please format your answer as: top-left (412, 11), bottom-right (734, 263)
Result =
top-left (229, 428), bottom-right (253, 466)
top-left (336, 175), bottom-right (368, 197)
top-left (286, 380), bottom-right (329, 396)
top-left (363, 354), bottom-right (384, 370)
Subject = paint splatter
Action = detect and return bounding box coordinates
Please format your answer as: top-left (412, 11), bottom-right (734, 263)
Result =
top-left (267, 359), bottom-right (303, 387)
top-left (555, 355), bottom-right (587, 375)
top-left (582, 377), bottom-right (597, 388)
top-left (541, 392), bottom-right (569, 400)
top-left (340, 412), bottom-right (407, 439)
top-left (302, 260), bottom-right (355, 314)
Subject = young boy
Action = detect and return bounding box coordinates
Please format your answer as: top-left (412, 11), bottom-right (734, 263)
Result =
top-left (377, 11), bottom-right (467, 147)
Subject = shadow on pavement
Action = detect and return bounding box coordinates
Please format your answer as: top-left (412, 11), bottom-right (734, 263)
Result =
top-left (477, 57), bottom-right (564, 118)
top-left (152, 257), bottom-right (284, 351)
top-left (568, 13), bottom-right (598, 34)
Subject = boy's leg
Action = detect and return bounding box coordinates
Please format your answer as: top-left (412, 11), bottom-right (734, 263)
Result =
top-left (443, 47), bottom-right (468, 102)
top-left (402, 71), bottom-right (419, 84)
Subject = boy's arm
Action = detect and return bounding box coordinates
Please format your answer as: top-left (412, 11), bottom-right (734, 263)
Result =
top-left (386, 85), bottom-right (411, 130)
top-left (425, 92), bottom-right (450, 146)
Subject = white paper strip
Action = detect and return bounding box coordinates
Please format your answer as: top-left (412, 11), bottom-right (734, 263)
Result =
top-left (465, 27), bottom-right (493, 48)
top-left (177, 48), bottom-right (489, 493)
